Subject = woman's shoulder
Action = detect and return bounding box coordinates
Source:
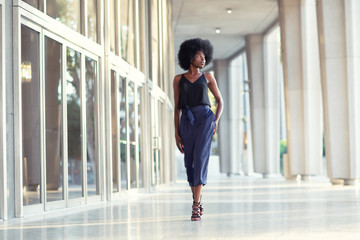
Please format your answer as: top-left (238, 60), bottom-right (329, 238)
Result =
top-left (203, 72), bottom-right (215, 84)
top-left (173, 74), bottom-right (183, 82)
top-left (203, 72), bottom-right (214, 78)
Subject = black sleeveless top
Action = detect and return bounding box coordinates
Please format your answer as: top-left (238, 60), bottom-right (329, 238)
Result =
top-left (178, 73), bottom-right (211, 109)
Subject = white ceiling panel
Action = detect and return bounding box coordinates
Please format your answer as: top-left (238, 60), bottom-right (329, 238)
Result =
top-left (172, 0), bottom-right (278, 73)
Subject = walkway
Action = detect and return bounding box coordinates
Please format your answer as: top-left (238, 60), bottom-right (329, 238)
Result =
top-left (1, 175), bottom-right (360, 239)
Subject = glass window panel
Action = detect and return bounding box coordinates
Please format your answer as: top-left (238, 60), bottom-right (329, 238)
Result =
top-left (47, 0), bottom-right (81, 33)
top-left (45, 36), bottom-right (64, 202)
top-left (150, 0), bottom-right (158, 85)
top-left (85, 57), bottom-right (99, 196)
top-left (128, 82), bottom-right (135, 142)
top-left (87, 0), bottom-right (98, 42)
top-left (111, 70), bottom-right (119, 193)
top-left (157, 102), bottom-right (161, 184)
top-left (138, 87), bottom-right (142, 188)
top-left (21, 25), bottom-right (41, 205)
top-left (23, 0), bottom-right (41, 9)
top-left (119, 77), bottom-right (126, 141)
top-left (130, 144), bottom-right (136, 188)
top-left (110, 0), bottom-right (117, 53)
top-left (120, 0), bottom-right (136, 65)
top-left (66, 47), bottom-right (82, 199)
top-left (120, 142), bottom-right (127, 189)
top-left (119, 77), bottom-right (127, 189)
top-left (128, 82), bottom-right (136, 188)
top-left (139, 0), bottom-right (146, 72)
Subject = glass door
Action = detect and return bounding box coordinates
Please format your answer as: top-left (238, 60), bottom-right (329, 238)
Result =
top-left (21, 25), bottom-right (42, 207)
top-left (128, 82), bottom-right (138, 189)
top-left (44, 35), bottom-right (64, 204)
top-left (151, 96), bottom-right (161, 185)
top-left (111, 70), bottom-right (120, 193)
top-left (66, 47), bottom-right (83, 202)
top-left (85, 56), bottom-right (100, 199)
top-left (20, 18), bottom-right (101, 215)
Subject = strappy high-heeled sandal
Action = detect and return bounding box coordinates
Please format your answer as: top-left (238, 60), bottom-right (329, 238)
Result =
top-left (193, 195), bottom-right (203, 216)
top-left (191, 201), bottom-right (201, 221)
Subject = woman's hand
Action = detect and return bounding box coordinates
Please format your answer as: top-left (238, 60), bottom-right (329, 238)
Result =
top-left (175, 133), bottom-right (184, 154)
top-left (213, 120), bottom-right (219, 135)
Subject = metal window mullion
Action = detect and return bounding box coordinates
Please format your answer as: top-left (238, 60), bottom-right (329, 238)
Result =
top-left (94, 0), bottom-right (102, 197)
top-left (104, 0), bottom-right (112, 201)
top-left (139, 84), bottom-right (149, 191)
top-left (39, 28), bottom-right (46, 207)
top-left (13, 6), bottom-right (23, 218)
top-left (81, 53), bottom-right (87, 200)
top-left (98, 58), bottom-right (105, 201)
top-left (105, 67), bottom-right (112, 200)
top-left (63, 45), bottom-right (69, 205)
top-left (0, 3), bottom-right (7, 220)
top-left (94, 58), bottom-right (100, 197)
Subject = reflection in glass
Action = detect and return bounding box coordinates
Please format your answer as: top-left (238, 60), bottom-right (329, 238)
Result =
top-left (129, 82), bottom-right (135, 142)
top-left (23, 0), bottom-right (41, 10)
top-left (130, 144), bottom-right (136, 188)
top-left (120, 0), bottom-right (136, 65)
top-left (157, 102), bottom-right (162, 184)
top-left (138, 87), bottom-right (142, 188)
top-left (66, 47), bottom-right (82, 199)
top-left (85, 57), bottom-right (98, 196)
top-left (138, 1), bottom-right (146, 72)
top-left (87, 0), bottom-right (98, 42)
top-left (47, 0), bottom-right (81, 33)
top-left (111, 71), bottom-right (119, 193)
top-left (110, 0), bottom-right (117, 53)
top-left (21, 25), bottom-right (41, 205)
top-left (119, 77), bottom-right (127, 189)
top-left (150, 0), bottom-right (159, 85)
top-left (128, 82), bottom-right (136, 188)
top-left (45, 36), bottom-right (64, 202)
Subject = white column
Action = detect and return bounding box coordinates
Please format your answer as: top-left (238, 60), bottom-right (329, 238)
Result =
top-left (264, 28), bottom-right (281, 176)
top-left (278, 0), bottom-right (323, 177)
top-left (214, 59), bottom-right (242, 175)
top-left (317, 0), bottom-right (360, 184)
top-left (246, 34), bottom-right (280, 176)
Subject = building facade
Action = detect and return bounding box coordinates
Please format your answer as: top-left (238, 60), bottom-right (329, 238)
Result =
top-left (0, 0), bottom-right (175, 220)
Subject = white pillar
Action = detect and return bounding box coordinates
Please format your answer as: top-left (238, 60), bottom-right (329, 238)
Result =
top-left (264, 28), bottom-right (281, 176)
top-left (245, 33), bottom-right (280, 176)
top-left (278, 0), bottom-right (323, 177)
top-left (317, 0), bottom-right (360, 184)
top-left (214, 59), bottom-right (243, 175)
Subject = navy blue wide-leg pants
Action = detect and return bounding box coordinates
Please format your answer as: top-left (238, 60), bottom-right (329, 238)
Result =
top-left (179, 105), bottom-right (215, 187)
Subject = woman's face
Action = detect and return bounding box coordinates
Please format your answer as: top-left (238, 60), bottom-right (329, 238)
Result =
top-left (191, 51), bottom-right (206, 69)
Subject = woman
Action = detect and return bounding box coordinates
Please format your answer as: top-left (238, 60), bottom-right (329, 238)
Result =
top-left (173, 38), bottom-right (223, 221)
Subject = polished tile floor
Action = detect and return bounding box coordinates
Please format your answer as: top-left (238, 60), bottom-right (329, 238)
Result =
top-left (1, 175), bottom-right (360, 240)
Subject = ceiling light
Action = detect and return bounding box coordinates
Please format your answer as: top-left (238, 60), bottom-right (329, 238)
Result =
top-left (215, 28), bottom-right (221, 34)
top-left (226, 8), bottom-right (232, 14)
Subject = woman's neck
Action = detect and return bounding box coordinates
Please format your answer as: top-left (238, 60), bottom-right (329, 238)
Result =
top-left (187, 66), bottom-right (201, 75)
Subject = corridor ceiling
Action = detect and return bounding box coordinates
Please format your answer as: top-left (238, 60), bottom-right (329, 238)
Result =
top-left (172, 0), bottom-right (279, 73)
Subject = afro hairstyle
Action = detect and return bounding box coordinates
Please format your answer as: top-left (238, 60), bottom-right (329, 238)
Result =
top-left (177, 38), bottom-right (213, 70)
